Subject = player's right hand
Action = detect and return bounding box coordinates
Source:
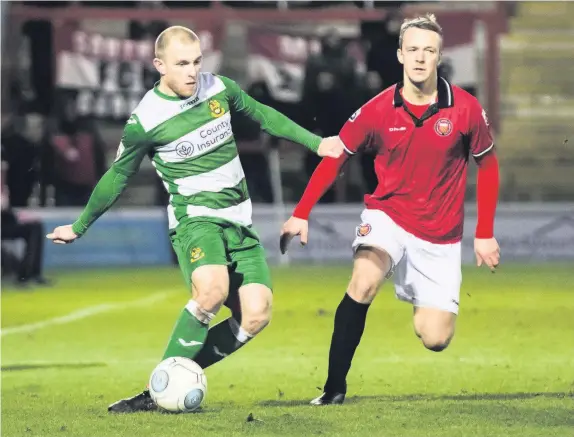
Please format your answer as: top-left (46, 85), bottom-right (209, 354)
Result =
top-left (317, 136), bottom-right (344, 159)
top-left (279, 216), bottom-right (309, 254)
top-left (46, 224), bottom-right (78, 245)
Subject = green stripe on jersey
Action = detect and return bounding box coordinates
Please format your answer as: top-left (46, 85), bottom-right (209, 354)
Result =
top-left (130, 73), bottom-right (252, 228)
top-left (181, 178), bottom-right (249, 210)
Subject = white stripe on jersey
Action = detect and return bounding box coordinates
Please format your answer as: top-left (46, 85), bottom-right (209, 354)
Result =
top-left (134, 73), bottom-right (226, 132)
top-left (174, 155), bottom-right (244, 196)
top-left (186, 199), bottom-right (252, 227)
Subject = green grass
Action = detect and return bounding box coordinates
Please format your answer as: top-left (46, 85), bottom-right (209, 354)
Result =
top-left (2, 264), bottom-right (574, 437)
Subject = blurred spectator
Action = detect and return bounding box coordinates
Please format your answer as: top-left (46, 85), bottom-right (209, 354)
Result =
top-left (1, 151), bottom-right (50, 287)
top-left (356, 71), bottom-right (382, 194)
top-left (230, 80), bottom-right (274, 204)
top-left (21, 19), bottom-right (54, 114)
top-left (47, 98), bottom-right (106, 206)
top-left (1, 112), bottom-right (45, 207)
top-left (438, 57), bottom-right (454, 82)
top-left (363, 11), bottom-right (402, 89)
top-left (301, 28), bottom-right (359, 203)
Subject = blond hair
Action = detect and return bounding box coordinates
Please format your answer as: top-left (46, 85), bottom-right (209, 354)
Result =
top-left (154, 26), bottom-right (199, 58)
top-left (399, 13), bottom-right (443, 49)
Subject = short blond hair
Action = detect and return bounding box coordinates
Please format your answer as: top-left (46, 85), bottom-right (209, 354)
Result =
top-left (399, 13), bottom-right (443, 49)
top-left (154, 26), bottom-right (199, 58)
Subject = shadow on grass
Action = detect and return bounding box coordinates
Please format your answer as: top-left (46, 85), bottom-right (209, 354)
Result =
top-left (1, 362), bottom-right (107, 372)
top-left (259, 391), bottom-right (572, 408)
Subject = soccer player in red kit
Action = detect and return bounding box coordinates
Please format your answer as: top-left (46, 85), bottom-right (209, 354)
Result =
top-left (280, 14), bottom-right (501, 405)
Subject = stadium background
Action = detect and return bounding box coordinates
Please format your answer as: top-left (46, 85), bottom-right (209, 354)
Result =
top-left (2, 1), bottom-right (573, 270)
top-left (1, 2), bottom-right (573, 437)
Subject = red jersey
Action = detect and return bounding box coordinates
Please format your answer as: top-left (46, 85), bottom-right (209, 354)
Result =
top-left (339, 78), bottom-right (494, 243)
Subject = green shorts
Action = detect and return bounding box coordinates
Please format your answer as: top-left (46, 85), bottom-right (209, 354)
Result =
top-left (169, 217), bottom-right (272, 293)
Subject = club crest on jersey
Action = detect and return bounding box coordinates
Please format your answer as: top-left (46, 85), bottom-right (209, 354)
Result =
top-left (175, 141), bottom-right (195, 158)
top-left (357, 223), bottom-right (372, 237)
top-left (434, 118), bottom-right (453, 136)
top-left (209, 99), bottom-right (225, 118)
top-left (190, 247), bottom-right (205, 263)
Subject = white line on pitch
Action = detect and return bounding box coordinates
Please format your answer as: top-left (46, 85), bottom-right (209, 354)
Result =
top-left (1, 291), bottom-right (177, 337)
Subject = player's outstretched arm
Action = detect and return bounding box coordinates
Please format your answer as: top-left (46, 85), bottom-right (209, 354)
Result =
top-left (46, 115), bottom-right (150, 244)
top-left (280, 152), bottom-right (349, 254)
top-left (218, 75), bottom-right (343, 158)
top-left (280, 103), bottom-right (373, 254)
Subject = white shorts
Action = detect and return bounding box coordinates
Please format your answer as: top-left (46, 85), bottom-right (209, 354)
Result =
top-left (352, 209), bottom-right (462, 314)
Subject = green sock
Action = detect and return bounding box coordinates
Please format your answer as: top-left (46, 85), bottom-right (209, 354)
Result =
top-left (194, 317), bottom-right (253, 369)
top-left (162, 300), bottom-right (213, 361)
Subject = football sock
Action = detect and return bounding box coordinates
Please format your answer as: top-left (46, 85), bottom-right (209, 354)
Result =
top-left (194, 317), bottom-right (253, 369)
top-left (324, 293), bottom-right (371, 394)
top-left (161, 300), bottom-right (214, 361)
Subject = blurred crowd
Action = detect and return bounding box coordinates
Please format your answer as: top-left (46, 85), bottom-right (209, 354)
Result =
top-left (4, 3), bottom-right (430, 209)
top-left (0, 1), bottom-right (444, 284)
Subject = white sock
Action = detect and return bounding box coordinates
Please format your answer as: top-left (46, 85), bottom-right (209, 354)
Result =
top-left (185, 299), bottom-right (215, 325)
top-left (228, 317), bottom-right (253, 344)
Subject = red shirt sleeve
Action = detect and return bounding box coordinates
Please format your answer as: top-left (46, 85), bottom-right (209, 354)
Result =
top-left (293, 154), bottom-right (349, 220)
top-left (468, 99), bottom-right (494, 158)
top-left (475, 150), bottom-right (499, 238)
top-left (293, 98), bottom-right (380, 219)
top-left (338, 100), bottom-right (376, 155)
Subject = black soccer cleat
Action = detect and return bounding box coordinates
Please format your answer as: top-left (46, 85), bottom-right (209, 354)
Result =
top-left (310, 391), bottom-right (346, 405)
top-left (108, 390), bottom-right (157, 413)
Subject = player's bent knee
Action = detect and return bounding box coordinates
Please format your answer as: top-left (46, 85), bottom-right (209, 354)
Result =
top-left (191, 265), bottom-right (230, 311)
top-left (413, 307), bottom-right (456, 352)
top-left (238, 284), bottom-right (273, 336)
top-left (420, 333), bottom-right (453, 352)
top-left (347, 276), bottom-right (379, 304)
top-left (347, 247), bottom-right (389, 303)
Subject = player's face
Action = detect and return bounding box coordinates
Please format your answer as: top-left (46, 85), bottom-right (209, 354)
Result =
top-left (397, 28), bottom-right (441, 86)
top-left (155, 40), bottom-right (203, 98)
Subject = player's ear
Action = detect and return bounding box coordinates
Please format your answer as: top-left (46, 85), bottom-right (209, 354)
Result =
top-left (397, 48), bottom-right (404, 65)
top-left (153, 57), bottom-right (166, 76)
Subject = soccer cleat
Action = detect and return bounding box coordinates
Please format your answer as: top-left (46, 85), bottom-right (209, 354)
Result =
top-left (310, 391), bottom-right (346, 405)
top-left (108, 390), bottom-right (157, 413)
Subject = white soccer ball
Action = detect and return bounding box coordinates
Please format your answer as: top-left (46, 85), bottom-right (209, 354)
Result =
top-left (148, 357), bottom-right (207, 413)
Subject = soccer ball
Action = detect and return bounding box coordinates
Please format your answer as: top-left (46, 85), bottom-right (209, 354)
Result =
top-left (148, 357), bottom-right (207, 413)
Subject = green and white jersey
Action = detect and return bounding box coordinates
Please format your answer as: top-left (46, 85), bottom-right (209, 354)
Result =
top-left (110, 73), bottom-right (321, 231)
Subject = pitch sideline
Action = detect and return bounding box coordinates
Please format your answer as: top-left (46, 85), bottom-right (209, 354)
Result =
top-left (1, 290), bottom-right (176, 337)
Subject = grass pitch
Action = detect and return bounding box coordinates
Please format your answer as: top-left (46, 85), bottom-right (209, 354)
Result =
top-left (2, 264), bottom-right (573, 437)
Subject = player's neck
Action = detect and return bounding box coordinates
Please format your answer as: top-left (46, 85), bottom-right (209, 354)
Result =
top-left (402, 75), bottom-right (438, 105)
top-left (157, 80), bottom-right (178, 98)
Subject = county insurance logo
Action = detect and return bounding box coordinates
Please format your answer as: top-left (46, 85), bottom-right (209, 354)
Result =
top-left (175, 141), bottom-right (194, 158)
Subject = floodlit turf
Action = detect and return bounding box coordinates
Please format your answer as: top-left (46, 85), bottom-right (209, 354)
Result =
top-left (2, 264), bottom-right (573, 437)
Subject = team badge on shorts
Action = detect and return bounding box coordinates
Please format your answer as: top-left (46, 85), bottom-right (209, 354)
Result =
top-left (356, 223), bottom-right (372, 237)
top-left (190, 247), bottom-right (205, 263)
top-left (434, 118), bottom-right (453, 136)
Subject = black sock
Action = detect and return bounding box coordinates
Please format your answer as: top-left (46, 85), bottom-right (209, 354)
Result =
top-left (324, 293), bottom-right (370, 394)
top-left (193, 318), bottom-right (251, 369)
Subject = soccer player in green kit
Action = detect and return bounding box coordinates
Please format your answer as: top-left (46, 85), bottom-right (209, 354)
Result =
top-left (46, 26), bottom-right (343, 413)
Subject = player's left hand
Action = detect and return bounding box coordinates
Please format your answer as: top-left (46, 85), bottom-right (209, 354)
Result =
top-left (317, 136), bottom-right (344, 159)
top-left (474, 237), bottom-right (500, 272)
